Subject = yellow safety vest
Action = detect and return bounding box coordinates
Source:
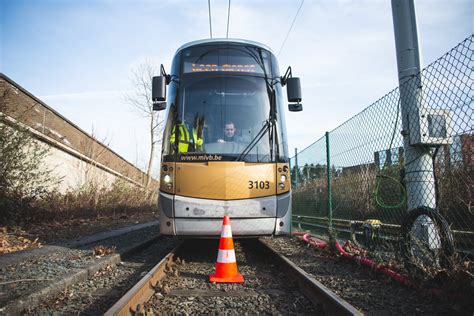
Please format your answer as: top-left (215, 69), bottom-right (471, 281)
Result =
top-left (170, 123), bottom-right (203, 153)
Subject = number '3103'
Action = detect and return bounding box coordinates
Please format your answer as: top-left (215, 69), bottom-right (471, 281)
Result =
top-left (248, 181), bottom-right (270, 189)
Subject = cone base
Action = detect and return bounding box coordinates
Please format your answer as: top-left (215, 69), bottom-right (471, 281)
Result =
top-left (209, 273), bottom-right (244, 283)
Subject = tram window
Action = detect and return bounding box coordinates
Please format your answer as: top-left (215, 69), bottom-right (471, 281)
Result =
top-left (176, 76), bottom-right (271, 158)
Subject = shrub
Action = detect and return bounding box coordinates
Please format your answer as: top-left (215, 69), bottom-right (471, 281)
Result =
top-left (0, 121), bottom-right (55, 224)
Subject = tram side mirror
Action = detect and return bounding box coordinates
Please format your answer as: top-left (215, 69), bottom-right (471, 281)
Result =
top-left (289, 103), bottom-right (303, 112)
top-left (287, 77), bottom-right (302, 112)
top-left (152, 76), bottom-right (167, 111)
top-left (287, 77), bottom-right (302, 103)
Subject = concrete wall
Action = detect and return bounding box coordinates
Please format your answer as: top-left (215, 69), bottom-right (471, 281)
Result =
top-left (0, 73), bottom-right (157, 191)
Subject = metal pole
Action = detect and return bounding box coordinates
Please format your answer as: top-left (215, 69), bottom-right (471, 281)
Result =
top-left (392, 0), bottom-right (439, 248)
top-left (208, 0), bottom-right (213, 39)
top-left (325, 132), bottom-right (333, 236)
top-left (294, 147), bottom-right (299, 190)
top-left (226, 0), bottom-right (231, 39)
top-left (392, 0), bottom-right (436, 211)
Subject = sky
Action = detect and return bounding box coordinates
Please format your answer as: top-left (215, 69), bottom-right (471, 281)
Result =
top-left (1, 0), bottom-right (472, 175)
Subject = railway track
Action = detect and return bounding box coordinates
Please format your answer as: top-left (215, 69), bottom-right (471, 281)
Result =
top-left (25, 236), bottom-right (179, 315)
top-left (1, 222), bottom-right (163, 315)
top-left (105, 238), bottom-right (361, 315)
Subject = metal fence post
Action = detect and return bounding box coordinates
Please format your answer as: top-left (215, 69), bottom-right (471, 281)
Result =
top-left (294, 148), bottom-right (299, 190)
top-left (325, 132), bottom-right (333, 236)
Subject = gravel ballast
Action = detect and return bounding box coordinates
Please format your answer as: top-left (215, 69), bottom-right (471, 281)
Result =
top-left (26, 237), bottom-right (179, 315)
top-left (263, 235), bottom-right (462, 315)
top-left (7, 233), bottom-right (467, 314)
top-left (0, 224), bottom-right (160, 312)
top-left (145, 239), bottom-right (319, 314)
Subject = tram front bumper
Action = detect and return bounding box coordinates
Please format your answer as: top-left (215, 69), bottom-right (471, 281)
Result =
top-left (158, 192), bottom-right (291, 236)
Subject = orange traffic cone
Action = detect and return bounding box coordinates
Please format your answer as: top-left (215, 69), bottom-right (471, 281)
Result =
top-left (209, 215), bottom-right (244, 283)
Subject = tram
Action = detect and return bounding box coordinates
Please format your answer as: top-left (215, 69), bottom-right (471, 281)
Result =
top-left (152, 38), bottom-right (302, 236)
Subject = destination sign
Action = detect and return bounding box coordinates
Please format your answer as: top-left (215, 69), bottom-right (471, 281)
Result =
top-left (185, 62), bottom-right (258, 73)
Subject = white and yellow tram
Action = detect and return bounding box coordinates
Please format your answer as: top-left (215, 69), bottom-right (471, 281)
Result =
top-left (152, 38), bottom-right (302, 236)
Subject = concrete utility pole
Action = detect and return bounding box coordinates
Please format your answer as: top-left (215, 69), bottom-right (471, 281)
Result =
top-left (392, 0), bottom-right (436, 211)
top-left (392, 0), bottom-right (439, 248)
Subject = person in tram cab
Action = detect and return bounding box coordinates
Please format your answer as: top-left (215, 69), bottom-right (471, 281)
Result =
top-left (217, 121), bottom-right (241, 143)
top-left (170, 112), bottom-right (204, 153)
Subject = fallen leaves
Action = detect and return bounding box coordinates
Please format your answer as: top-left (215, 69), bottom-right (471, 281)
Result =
top-left (92, 245), bottom-right (116, 258)
top-left (0, 226), bottom-right (42, 254)
top-left (93, 264), bottom-right (114, 277)
top-left (23, 212), bottom-right (154, 244)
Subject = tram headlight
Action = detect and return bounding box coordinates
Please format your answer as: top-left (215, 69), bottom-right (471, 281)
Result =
top-left (163, 174), bottom-right (173, 189)
top-left (163, 174), bottom-right (172, 184)
top-left (279, 174), bottom-right (287, 190)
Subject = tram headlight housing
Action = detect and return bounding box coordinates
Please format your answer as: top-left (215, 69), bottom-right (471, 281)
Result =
top-left (163, 174), bottom-right (173, 189)
top-left (279, 174), bottom-right (287, 190)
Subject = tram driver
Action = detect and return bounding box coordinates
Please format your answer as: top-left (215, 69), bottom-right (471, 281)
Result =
top-left (217, 121), bottom-right (241, 143)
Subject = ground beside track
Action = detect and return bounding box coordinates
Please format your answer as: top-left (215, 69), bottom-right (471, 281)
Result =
top-left (264, 236), bottom-right (464, 314)
top-left (0, 221), bottom-right (160, 313)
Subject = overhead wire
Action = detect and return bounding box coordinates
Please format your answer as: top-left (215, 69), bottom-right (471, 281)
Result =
top-left (208, 0), bottom-right (213, 38)
top-left (226, 0), bottom-right (232, 38)
top-left (278, 0), bottom-right (304, 57)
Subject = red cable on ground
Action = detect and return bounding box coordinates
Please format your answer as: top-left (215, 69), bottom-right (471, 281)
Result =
top-left (293, 231), bottom-right (444, 298)
top-left (295, 232), bottom-right (412, 285)
top-left (292, 232), bottom-right (328, 249)
top-left (305, 234), bottom-right (328, 249)
top-left (334, 240), bottom-right (415, 287)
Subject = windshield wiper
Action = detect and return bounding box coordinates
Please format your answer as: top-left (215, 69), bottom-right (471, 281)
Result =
top-left (234, 48), bottom-right (278, 162)
top-left (235, 120), bottom-right (271, 162)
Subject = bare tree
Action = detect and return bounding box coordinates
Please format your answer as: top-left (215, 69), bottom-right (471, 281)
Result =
top-left (124, 60), bottom-right (164, 188)
top-left (79, 126), bottom-right (111, 213)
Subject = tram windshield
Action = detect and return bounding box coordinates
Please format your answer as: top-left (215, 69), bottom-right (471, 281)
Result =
top-left (178, 76), bottom-right (273, 162)
top-left (162, 43), bottom-right (289, 163)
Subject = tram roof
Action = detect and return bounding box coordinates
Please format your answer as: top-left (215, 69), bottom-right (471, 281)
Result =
top-left (176, 38), bottom-right (275, 55)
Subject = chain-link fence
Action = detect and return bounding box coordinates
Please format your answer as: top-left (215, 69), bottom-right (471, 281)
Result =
top-left (291, 35), bottom-right (473, 274)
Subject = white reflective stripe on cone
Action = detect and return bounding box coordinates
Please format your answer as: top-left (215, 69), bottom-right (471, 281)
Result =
top-left (217, 249), bottom-right (236, 263)
top-left (221, 225), bottom-right (232, 238)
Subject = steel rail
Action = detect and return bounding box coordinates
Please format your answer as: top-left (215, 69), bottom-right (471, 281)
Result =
top-left (104, 242), bottom-right (183, 316)
top-left (258, 238), bottom-right (362, 316)
top-left (106, 239), bottom-right (361, 315)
